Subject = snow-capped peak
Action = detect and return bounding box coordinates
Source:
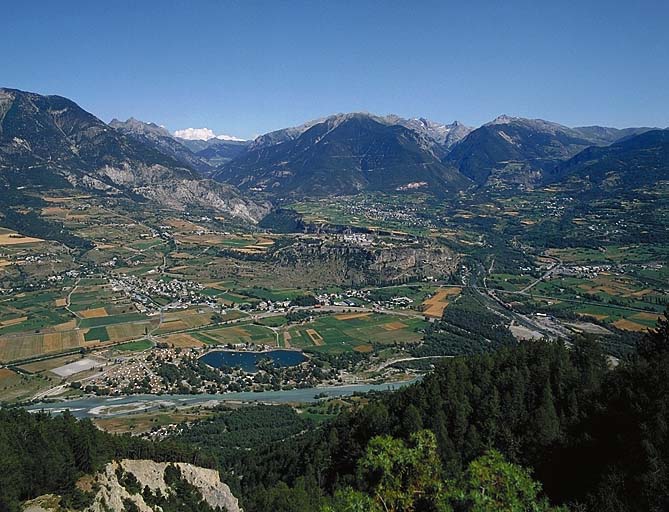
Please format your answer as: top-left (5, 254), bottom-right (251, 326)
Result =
top-left (173, 127), bottom-right (246, 142)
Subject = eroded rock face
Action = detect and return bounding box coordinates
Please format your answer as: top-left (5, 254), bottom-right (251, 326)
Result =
top-left (91, 459), bottom-right (241, 512)
top-left (23, 459), bottom-right (241, 512)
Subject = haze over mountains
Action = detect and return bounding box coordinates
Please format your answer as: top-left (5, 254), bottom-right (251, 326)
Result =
top-left (1, 87), bottom-right (666, 214)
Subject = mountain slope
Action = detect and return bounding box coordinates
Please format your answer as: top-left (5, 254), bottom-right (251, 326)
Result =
top-left (546, 129), bottom-right (669, 192)
top-left (382, 115), bottom-right (472, 150)
top-left (572, 125), bottom-right (655, 146)
top-left (109, 117), bottom-right (212, 174)
top-left (0, 88), bottom-right (268, 223)
top-left (215, 113), bottom-right (471, 197)
top-left (444, 115), bottom-right (600, 187)
top-left (247, 117), bottom-right (326, 151)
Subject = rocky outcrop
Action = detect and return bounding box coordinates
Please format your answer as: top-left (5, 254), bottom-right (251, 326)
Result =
top-left (22, 459), bottom-right (241, 512)
top-left (271, 238), bottom-right (459, 284)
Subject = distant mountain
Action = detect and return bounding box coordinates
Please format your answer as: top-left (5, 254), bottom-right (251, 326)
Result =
top-left (178, 137), bottom-right (250, 168)
top-left (110, 117), bottom-right (212, 174)
top-left (572, 126), bottom-right (656, 146)
top-left (445, 115), bottom-right (616, 187)
top-left (248, 118), bottom-right (326, 151)
top-left (546, 129), bottom-right (669, 193)
top-left (382, 116), bottom-right (472, 151)
top-left (214, 113), bottom-right (471, 197)
top-left (0, 88), bottom-right (269, 223)
top-left (249, 114), bottom-right (470, 155)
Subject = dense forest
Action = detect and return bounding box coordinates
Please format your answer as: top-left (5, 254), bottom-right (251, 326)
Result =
top-left (195, 310), bottom-right (669, 512)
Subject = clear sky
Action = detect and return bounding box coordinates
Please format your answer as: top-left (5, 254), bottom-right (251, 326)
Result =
top-left (4, 0), bottom-right (668, 139)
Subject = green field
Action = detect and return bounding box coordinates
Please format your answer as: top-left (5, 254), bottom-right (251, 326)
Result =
top-left (79, 312), bottom-right (147, 329)
top-left (114, 339), bottom-right (153, 352)
top-left (84, 326), bottom-right (110, 342)
top-left (285, 313), bottom-right (427, 354)
top-left (193, 323), bottom-right (277, 346)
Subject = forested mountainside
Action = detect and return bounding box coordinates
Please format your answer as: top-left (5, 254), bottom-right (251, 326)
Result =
top-left (546, 128), bottom-right (669, 193)
top-left (178, 312), bottom-right (669, 512)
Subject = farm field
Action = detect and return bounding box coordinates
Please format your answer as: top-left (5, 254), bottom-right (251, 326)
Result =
top-left (16, 354), bottom-right (84, 374)
top-left (284, 313), bottom-right (427, 354)
top-left (155, 307), bottom-right (220, 334)
top-left (522, 271), bottom-right (666, 331)
top-left (114, 339), bottom-right (154, 352)
top-left (190, 323), bottom-right (277, 346)
top-left (0, 230), bottom-right (44, 246)
top-left (160, 333), bottom-right (205, 348)
top-left (487, 273), bottom-right (534, 292)
top-left (421, 287), bottom-right (462, 318)
top-left (0, 289), bottom-right (74, 336)
top-left (0, 330), bottom-right (85, 363)
top-left (366, 284), bottom-right (439, 306)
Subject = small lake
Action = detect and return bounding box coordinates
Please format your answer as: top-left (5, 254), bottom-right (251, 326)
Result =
top-left (200, 349), bottom-right (308, 372)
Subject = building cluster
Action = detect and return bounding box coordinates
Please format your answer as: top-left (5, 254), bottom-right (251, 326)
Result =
top-left (314, 288), bottom-right (414, 308)
top-left (337, 198), bottom-right (435, 229)
top-left (78, 345), bottom-right (337, 397)
top-left (109, 274), bottom-right (209, 311)
top-left (555, 264), bottom-right (614, 278)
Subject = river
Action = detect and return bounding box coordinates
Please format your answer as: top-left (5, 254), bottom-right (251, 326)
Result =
top-left (25, 379), bottom-right (419, 419)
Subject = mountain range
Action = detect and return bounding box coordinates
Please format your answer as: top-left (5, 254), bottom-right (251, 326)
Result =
top-left (0, 89), bottom-right (269, 223)
top-left (547, 128), bottom-right (669, 193)
top-left (444, 115), bottom-right (656, 187)
top-left (1, 87), bottom-right (666, 217)
top-left (213, 113), bottom-right (471, 196)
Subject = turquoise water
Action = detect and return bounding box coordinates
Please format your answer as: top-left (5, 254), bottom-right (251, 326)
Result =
top-left (200, 349), bottom-right (308, 372)
top-left (26, 379), bottom-right (419, 418)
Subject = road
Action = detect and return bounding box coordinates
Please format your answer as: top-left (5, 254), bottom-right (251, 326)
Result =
top-left (518, 258), bottom-right (562, 293)
top-left (65, 277), bottom-right (83, 324)
top-left (372, 355), bottom-right (453, 372)
top-left (471, 263), bottom-right (562, 339)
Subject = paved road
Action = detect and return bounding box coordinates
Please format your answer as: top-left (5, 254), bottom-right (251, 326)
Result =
top-left (518, 258), bottom-right (562, 294)
top-left (372, 355), bottom-right (453, 372)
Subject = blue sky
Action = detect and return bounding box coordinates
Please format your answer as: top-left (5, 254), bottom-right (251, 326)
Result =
top-left (4, 0), bottom-right (668, 139)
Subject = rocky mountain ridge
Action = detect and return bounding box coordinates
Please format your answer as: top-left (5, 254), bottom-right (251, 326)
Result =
top-left (109, 117), bottom-right (212, 174)
top-left (2, 86), bottom-right (663, 207)
top-left (0, 88), bottom-right (269, 223)
top-left (444, 115), bottom-right (657, 187)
